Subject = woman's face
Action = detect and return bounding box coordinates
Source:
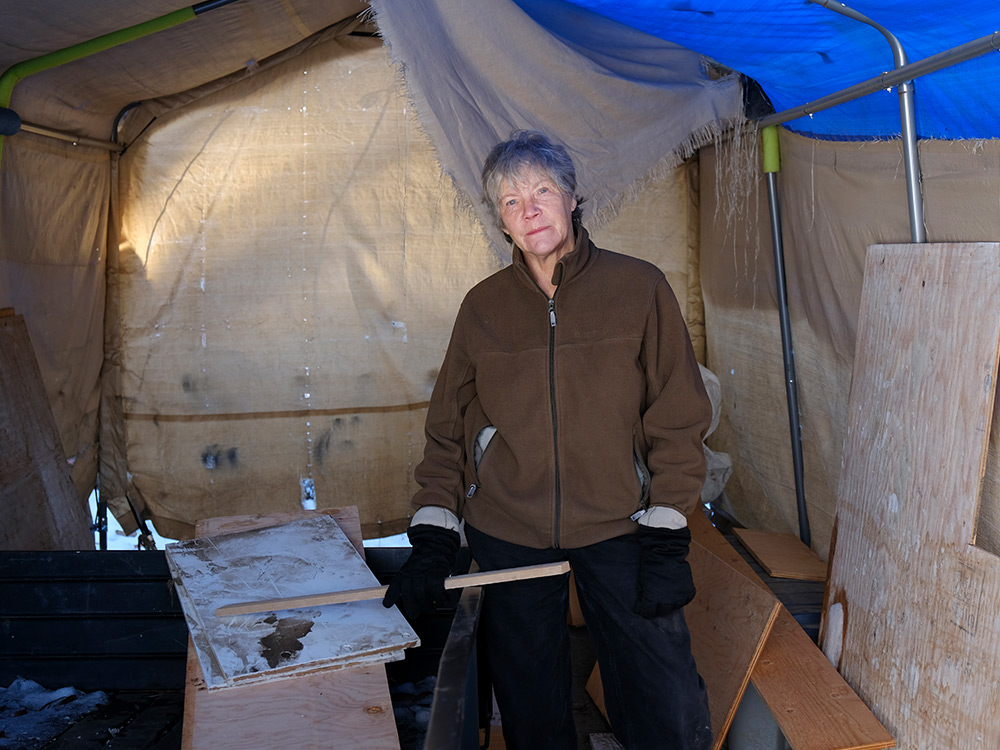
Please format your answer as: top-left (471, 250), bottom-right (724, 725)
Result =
top-left (499, 166), bottom-right (577, 266)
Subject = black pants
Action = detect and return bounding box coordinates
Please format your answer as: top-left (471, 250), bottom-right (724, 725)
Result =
top-left (465, 525), bottom-right (712, 750)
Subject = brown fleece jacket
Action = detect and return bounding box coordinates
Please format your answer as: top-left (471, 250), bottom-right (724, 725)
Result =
top-left (412, 224), bottom-right (711, 549)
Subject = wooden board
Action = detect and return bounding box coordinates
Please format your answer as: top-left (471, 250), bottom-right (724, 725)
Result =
top-left (182, 508), bottom-right (401, 749)
top-left (827, 243), bottom-right (1000, 749)
top-left (734, 527), bottom-right (828, 581)
top-left (686, 540), bottom-right (780, 747)
top-left (753, 608), bottom-right (894, 750)
top-left (195, 507), bottom-right (365, 557)
top-left (181, 640), bottom-right (399, 750)
top-left (0, 314), bottom-right (93, 550)
top-left (689, 511), bottom-right (894, 750)
top-left (165, 514), bottom-right (418, 689)
top-left (586, 539), bottom-right (780, 750)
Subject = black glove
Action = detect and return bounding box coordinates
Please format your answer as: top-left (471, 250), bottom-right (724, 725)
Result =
top-left (634, 525), bottom-right (696, 618)
top-left (381, 524), bottom-right (461, 618)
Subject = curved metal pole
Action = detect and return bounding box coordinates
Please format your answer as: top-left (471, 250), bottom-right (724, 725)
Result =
top-left (808, 0), bottom-right (925, 241)
top-left (762, 125), bottom-right (811, 548)
top-left (0, 0), bottom-right (242, 171)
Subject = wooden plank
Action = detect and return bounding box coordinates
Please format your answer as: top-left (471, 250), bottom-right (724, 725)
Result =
top-left (182, 509), bottom-right (401, 750)
top-left (753, 608), bottom-right (894, 750)
top-left (734, 527), bottom-right (828, 582)
top-left (690, 512), bottom-right (894, 750)
top-left (687, 540), bottom-right (780, 748)
top-left (689, 511), bottom-right (763, 586)
top-left (0, 314), bottom-right (93, 550)
top-left (166, 515), bottom-right (418, 690)
top-left (195, 506), bottom-right (364, 558)
top-left (182, 642), bottom-right (399, 750)
top-left (586, 540), bottom-right (780, 750)
top-left (216, 561), bottom-right (571, 616)
top-left (826, 243), bottom-right (1000, 749)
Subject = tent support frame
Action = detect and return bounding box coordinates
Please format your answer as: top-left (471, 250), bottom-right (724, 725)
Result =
top-left (753, 14), bottom-right (1000, 548)
top-left (808, 0), bottom-right (924, 241)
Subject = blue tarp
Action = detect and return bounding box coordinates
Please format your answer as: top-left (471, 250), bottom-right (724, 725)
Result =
top-left (543, 1), bottom-right (1000, 140)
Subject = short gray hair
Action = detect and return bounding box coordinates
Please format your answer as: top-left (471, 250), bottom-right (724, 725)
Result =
top-left (481, 130), bottom-right (584, 231)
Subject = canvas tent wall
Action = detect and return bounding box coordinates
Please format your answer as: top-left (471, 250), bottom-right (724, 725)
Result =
top-left (0, 0), bottom-right (719, 543)
top-left (2, 0), bottom-right (1000, 557)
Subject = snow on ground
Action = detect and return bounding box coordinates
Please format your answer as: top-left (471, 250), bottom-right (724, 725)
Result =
top-left (0, 678), bottom-right (108, 750)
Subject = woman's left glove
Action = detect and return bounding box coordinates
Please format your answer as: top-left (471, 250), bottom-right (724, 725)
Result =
top-left (382, 524), bottom-right (461, 618)
top-left (634, 525), bottom-right (696, 618)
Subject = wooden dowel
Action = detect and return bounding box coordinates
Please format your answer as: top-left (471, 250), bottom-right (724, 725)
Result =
top-left (215, 560), bottom-right (571, 617)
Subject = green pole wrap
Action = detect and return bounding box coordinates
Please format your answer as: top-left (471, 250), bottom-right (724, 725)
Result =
top-left (762, 124), bottom-right (781, 174)
top-left (0, 7), bottom-right (196, 108)
top-left (0, 6), bottom-right (197, 170)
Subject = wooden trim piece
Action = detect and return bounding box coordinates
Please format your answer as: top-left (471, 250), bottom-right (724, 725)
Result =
top-left (216, 561), bottom-right (571, 617)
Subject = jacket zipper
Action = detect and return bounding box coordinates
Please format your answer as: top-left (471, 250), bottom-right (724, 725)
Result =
top-left (548, 297), bottom-right (562, 548)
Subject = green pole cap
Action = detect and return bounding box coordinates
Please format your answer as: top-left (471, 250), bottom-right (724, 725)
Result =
top-left (762, 125), bottom-right (780, 173)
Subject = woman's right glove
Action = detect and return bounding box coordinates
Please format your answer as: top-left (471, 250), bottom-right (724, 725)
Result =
top-left (381, 524), bottom-right (461, 618)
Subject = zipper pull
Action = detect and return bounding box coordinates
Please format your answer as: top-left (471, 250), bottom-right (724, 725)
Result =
top-left (466, 483), bottom-right (478, 498)
top-left (548, 299), bottom-right (556, 327)
top-left (629, 508), bottom-right (647, 522)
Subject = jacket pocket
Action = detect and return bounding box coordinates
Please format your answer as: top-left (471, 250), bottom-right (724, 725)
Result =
top-left (464, 425), bottom-right (497, 499)
top-left (633, 432), bottom-right (651, 508)
top-left (462, 395), bottom-right (497, 499)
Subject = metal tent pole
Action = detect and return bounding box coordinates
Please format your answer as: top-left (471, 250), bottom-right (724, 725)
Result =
top-left (761, 125), bottom-right (811, 547)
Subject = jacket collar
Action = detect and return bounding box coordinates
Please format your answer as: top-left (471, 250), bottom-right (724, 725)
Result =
top-left (511, 221), bottom-right (594, 293)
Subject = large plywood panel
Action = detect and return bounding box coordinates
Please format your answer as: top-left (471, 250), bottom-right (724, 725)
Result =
top-left (826, 243), bottom-right (1000, 748)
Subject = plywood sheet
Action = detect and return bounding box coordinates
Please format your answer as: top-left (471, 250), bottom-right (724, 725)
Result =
top-left (687, 541), bottom-right (780, 748)
top-left (195, 506), bottom-right (364, 558)
top-left (165, 515), bottom-right (418, 689)
top-left (181, 644), bottom-right (399, 750)
top-left (826, 243), bottom-right (1000, 749)
top-left (734, 527), bottom-right (828, 581)
top-left (0, 314), bottom-right (93, 550)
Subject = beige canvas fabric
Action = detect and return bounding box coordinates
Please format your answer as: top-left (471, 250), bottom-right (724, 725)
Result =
top-left (0, 0), bottom-right (365, 546)
top-left (701, 128), bottom-right (1000, 559)
top-left (0, 134), bottom-right (109, 508)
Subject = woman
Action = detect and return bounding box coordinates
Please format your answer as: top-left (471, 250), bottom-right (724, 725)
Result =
top-left (384, 130), bottom-right (713, 749)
